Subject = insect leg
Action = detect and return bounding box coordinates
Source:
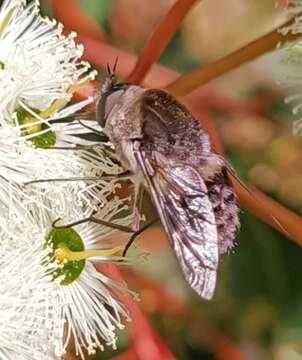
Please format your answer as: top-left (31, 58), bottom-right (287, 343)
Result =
top-left (78, 120), bottom-right (104, 135)
top-left (53, 212), bottom-right (159, 256)
top-left (89, 216), bottom-right (134, 233)
top-left (52, 215), bottom-right (93, 229)
top-left (23, 171), bottom-right (133, 185)
top-left (37, 144), bottom-right (103, 151)
top-left (122, 218), bottom-right (159, 256)
top-left (53, 211), bottom-right (134, 233)
top-left (49, 112), bottom-right (95, 124)
top-left (131, 182), bottom-right (145, 232)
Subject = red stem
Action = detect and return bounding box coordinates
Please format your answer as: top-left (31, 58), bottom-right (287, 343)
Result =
top-left (126, 0), bottom-right (199, 84)
top-left (165, 16), bottom-right (299, 97)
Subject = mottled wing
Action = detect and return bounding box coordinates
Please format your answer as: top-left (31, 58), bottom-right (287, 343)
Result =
top-left (133, 141), bottom-right (219, 300)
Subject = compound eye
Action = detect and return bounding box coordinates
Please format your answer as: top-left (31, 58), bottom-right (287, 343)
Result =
top-left (96, 89), bottom-right (124, 127)
top-left (96, 93), bottom-right (108, 127)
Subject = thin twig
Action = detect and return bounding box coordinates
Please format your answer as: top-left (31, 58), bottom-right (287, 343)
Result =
top-left (166, 17), bottom-right (300, 97)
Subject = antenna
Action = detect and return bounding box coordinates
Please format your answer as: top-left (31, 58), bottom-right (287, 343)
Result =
top-left (106, 57), bottom-right (119, 78)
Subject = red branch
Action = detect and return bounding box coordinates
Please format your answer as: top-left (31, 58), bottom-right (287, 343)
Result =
top-left (126, 0), bottom-right (199, 84)
top-left (165, 16), bottom-right (299, 96)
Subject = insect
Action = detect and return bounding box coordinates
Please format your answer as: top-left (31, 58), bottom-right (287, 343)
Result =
top-left (93, 68), bottom-right (240, 300)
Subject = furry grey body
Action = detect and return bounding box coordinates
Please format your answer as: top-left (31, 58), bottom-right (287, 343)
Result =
top-left (99, 82), bottom-right (240, 299)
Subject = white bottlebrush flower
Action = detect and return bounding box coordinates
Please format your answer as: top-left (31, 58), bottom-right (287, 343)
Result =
top-left (0, 217), bottom-right (65, 360)
top-left (0, 0), bottom-right (138, 359)
top-left (279, 1), bottom-right (302, 55)
top-left (0, 190), bottom-right (135, 359)
top-left (0, 136), bottom-right (127, 216)
top-left (0, 0), bottom-right (122, 199)
top-left (0, 0), bottom-right (94, 124)
top-left (0, 0), bottom-right (103, 151)
top-left (278, 1), bottom-right (302, 134)
top-left (282, 0), bottom-right (302, 18)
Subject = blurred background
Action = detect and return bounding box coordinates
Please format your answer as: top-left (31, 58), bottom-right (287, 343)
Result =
top-left (33, 0), bottom-right (302, 359)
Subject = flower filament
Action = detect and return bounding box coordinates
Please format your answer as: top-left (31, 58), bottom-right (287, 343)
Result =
top-left (56, 243), bottom-right (124, 262)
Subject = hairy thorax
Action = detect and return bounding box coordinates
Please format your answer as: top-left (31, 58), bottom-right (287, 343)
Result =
top-left (104, 85), bottom-right (145, 145)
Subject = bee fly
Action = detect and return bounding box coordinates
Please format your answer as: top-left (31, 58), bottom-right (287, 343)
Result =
top-left (94, 68), bottom-right (240, 300)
